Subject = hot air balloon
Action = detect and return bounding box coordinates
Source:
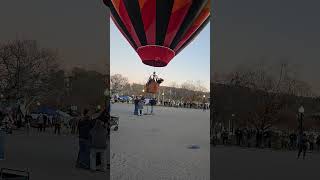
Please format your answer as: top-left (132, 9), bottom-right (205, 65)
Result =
top-left (104, 0), bottom-right (211, 67)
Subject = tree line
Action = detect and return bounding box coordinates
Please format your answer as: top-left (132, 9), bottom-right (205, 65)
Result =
top-left (0, 39), bottom-right (107, 114)
top-left (110, 74), bottom-right (210, 103)
top-left (211, 60), bottom-right (320, 132)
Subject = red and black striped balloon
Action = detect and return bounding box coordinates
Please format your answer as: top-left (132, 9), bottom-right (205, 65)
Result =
top-left (104, 0), bottom-right (210, 67)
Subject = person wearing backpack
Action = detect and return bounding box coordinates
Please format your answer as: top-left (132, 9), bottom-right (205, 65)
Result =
top-left (89, 119), bottom-right (107, 172)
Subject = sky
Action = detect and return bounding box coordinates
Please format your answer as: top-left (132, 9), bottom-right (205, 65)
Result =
top-left (1, 0), bottom-right (319, 95)
top-left (110, 20), bottom-right (210, 91)
top-left (213, 0), bottom-right (320, 95)
top-left (0, 0), bottom-right (210, 91)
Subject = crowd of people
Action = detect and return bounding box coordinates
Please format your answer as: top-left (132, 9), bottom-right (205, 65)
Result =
top-left (212, 127), bottom-right (320, 158)
top-left (160, 100), bottom-right (210, 110)
top-left (0, 105), bottom-right (110, 172)
top-left (0, 108), bottom-right (24, 134)
top-left (133, 96), bottom-right (157, 116)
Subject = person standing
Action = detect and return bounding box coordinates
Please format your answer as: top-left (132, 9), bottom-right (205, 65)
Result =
top-left (42, 115), bottom-right (47, 132)
top-left (25, 114), bottom-right (31, 135)
top-left (70, 117), bottom-right (78, 135)
top-left (76, 109), bottom-right (94, 169)
top-left (316, 134), bottom-right (320, 152)
top-left (37, 114), bottom-right (43, 132)
top-left (309, 133), bottom-right (315, 152)
top-left (150, 98), bottom-right (156, 114)
top-left (138, 98), bottom-right (144, 116)
top-left (134, 97), bottom-right (139, 115)
top-left (54, 115), bottom-right (61, 135)
top-left (297, 133), bottom-right (307, 160)
top-left (202, 103), bottom-right (206, 111)
top-left (0, 121), bottom-right (5, 160)
top-left (89, 119), bottom-right (108, 171)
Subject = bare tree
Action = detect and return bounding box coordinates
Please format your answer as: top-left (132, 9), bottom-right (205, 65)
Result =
top-left (0, 39), bottom-right (59, 112)
top-left (110, 74), bottom-right (129, 95)
top-left (226, 60), bottom-right (312, 132)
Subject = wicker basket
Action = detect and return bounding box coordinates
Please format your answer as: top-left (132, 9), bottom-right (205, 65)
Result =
top-left (145, 81), bottom-right (159, 94)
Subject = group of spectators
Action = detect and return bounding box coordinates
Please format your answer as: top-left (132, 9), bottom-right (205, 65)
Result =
top-left (212, 128), bottom-right (320, 153)
top-left (0, 105), bottom-right (110, 172)
top-left (133, 96), bottom-right (157, 115)
top-left (161, 101), bottom-right (210, 110)
top-left (0, 109), bottom-right (24, 134)
top-left (33, 114), bottom-right (63, 134)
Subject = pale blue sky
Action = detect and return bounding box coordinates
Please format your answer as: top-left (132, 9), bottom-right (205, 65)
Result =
top-left (110, 20), bottom-right (210, 91)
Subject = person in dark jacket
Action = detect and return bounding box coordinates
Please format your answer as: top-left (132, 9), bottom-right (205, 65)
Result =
top-left (316, 135), bottom-right (320, 152)
top-left (137, 97), bottom-right (144, 116)
top-left (134, 97), bottom-right (139, 115)
top-left (42, 115), bottom-right (47, 132)
top-left (76, 109), bottom-right (94, 169)
top-left (150, 98), bottom-right (156, 114)
top-left (297, 133), bottom-right (307, 160)
top-left (89, 119), bottom-right (107, 171)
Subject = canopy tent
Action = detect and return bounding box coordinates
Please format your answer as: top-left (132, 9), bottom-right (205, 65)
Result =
top-left (56, 110), bottom-right (71, 118)
top-left (56, 110), bottom-right (72, 124)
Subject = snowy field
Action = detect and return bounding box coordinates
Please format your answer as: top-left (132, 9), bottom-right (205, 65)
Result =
top-left (110, 103), bottom-right (210, 180)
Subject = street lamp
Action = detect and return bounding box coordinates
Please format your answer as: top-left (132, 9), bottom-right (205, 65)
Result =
top-left (298, 106), bottom-right (304, 135)
top-left (162, 92), bottom-right (165, 105)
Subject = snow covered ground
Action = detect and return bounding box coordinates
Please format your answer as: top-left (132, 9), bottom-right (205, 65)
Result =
top-left (110, 103), bottom-right (210, 180)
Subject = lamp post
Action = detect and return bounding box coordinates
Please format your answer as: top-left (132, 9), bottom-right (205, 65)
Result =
top-left (298, 106), bottom-right (304, 136)
top-left (203, 95), bottom-right (206, 109)
top-left (162, 92), bottom-right (164, 106)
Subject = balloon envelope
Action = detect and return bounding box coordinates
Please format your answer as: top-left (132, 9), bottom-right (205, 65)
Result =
top-left (104, 0), bottom-right (210, 67)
